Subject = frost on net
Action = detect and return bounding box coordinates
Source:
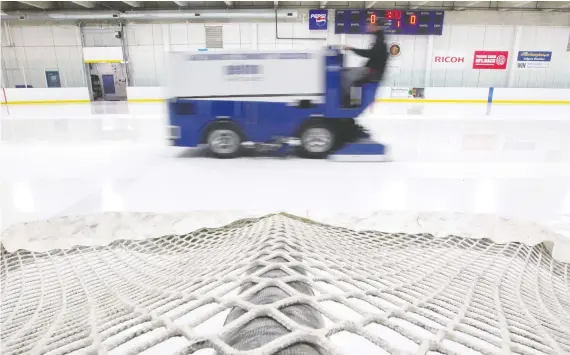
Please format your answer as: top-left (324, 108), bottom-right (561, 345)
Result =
top-left (1, 214), bottom-right (569, 355)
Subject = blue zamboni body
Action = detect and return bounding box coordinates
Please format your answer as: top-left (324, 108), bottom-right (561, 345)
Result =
top-left (168, 47), bottom-right (387, 160)
top-left (328, 139), bottom-right (388, 162)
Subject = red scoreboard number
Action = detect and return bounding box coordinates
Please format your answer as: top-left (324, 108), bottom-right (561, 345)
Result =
top-left (367, 10), bottom-right (419, 29)
top-left (384, 10), bottom-right (402, 20)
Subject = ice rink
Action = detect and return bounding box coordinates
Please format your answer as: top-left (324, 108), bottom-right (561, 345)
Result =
top-left (1, 101), bottom-right (570, 236)
top-left (2, 101), bottom-right (570, 355)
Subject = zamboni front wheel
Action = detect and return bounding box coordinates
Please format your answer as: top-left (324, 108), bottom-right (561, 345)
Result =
top-left (299, 123), bottom-right (336, 159)
top-left (206, 125), bottom-right (242, 159)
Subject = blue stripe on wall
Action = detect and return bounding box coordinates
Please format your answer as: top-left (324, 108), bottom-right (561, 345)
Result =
top-left (488, 87), bottom-right (494, 103)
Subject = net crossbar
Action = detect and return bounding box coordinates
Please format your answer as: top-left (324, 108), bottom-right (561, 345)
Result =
top-left (1, 214), bottom-right (569, 355)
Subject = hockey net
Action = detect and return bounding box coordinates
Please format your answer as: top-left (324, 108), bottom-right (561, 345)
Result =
top-left (1, 214), bottom-right (569, 355)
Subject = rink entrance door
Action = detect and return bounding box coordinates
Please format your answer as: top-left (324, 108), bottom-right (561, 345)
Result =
top-left (88, 63), bottom-right (127, 102)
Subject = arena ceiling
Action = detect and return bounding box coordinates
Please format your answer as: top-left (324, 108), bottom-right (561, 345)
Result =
top-left (1, 1), bottom-right (570, 12)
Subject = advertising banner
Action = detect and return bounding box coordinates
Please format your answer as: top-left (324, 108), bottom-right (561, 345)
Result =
top-left (517, 51), bottom-right (552, 62)
top-left (472, 51), bottom-right (509, 70)
top-left (389, 42), bottom-right (402, 57)
top-left (309, 10), bottom-right (328, 30)
top-left (433, 53), bottom-right (466, 67)
top-left (385, 42), bottom-right (403, 75)
top-left (390, 87), bottom-right (425, 99)
top-left (516, 51), bottom-right (552, 69)
top-left (517, 62), bottom-right (549, 69)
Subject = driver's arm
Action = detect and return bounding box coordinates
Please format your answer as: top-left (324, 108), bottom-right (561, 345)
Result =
top-left (348, 48), bottom-right (372, 58)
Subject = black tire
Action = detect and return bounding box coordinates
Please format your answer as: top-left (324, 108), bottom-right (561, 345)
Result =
top-left (298, 122), bottom-right (336, 159)
top-left (205, 123), bottom-right (243, 159)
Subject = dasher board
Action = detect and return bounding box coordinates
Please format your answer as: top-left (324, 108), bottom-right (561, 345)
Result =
top-left (165, 49), bottom-right (326, 99)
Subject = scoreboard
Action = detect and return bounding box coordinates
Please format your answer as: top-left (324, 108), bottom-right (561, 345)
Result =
top-left (335, 10), bottom-right (444, 35)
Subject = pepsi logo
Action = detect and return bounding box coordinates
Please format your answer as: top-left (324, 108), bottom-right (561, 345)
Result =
top-left (310, 13), bottom-right (327, 26)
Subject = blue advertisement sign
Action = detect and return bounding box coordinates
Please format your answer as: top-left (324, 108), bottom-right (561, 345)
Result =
top-left (517, 51), bottom-right (552, 62)
top-left (309, 9), bottom-right (328, 30)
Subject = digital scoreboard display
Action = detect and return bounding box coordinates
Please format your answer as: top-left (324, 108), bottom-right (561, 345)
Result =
top-left (335, 10), bottom-right (444, 35)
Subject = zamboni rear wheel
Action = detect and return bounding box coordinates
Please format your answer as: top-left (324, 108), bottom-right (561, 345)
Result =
top-left (299, 123), bottom-right (336, 159)
top-left (206, 124), bottom-right (242, 159)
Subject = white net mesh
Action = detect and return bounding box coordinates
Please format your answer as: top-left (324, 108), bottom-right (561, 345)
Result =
top-left (1, 214), bottom-right (569, 355)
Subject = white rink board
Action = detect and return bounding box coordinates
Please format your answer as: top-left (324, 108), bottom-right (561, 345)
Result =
top-left (165, 50), bottom-right (325, 98)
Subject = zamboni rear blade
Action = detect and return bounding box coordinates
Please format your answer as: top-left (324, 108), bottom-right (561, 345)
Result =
top-left (329, 139), bottom-right (389, 162)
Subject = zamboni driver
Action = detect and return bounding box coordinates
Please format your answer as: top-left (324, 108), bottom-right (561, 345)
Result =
top-left (342, 21), bottom-right (388, 107)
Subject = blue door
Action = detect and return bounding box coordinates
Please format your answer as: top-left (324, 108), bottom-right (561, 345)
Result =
top-left (102, 75), bottom-right (116, 94)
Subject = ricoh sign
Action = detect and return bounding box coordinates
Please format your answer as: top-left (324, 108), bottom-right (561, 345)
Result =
top-left (434, 56), bottom-right (465, 63)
